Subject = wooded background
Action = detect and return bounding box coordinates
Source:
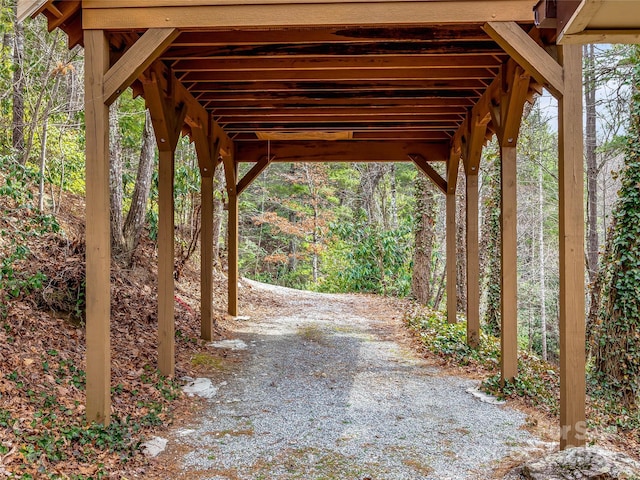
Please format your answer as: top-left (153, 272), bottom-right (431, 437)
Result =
top-left (1, 2), bottom-right (639, 403)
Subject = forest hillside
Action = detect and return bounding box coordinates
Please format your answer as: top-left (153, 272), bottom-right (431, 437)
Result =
top-left (1, 2), bottom-right (640, 477)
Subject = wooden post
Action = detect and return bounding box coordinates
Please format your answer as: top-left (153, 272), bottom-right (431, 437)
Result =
top-left (201, 175), bottom-right (214, 340)
top-left (143, 65), bottom-right (187, 378)
top-left (222, 150), bottom-right (239, 317)
top-left (446, 192), bottom-right (457, 323)
top-left (558, 43), bottom-right (586, 449)
top-left (157, 149), bottom-right (175, 377)
top-left (466, 174), bottom-right (480, 348)
top-left (228, 190), bottom-right (239, 316)
top-left (84, 30), bottom-right (111, 425)
top-left (500, 146), bottom-right (518, 381)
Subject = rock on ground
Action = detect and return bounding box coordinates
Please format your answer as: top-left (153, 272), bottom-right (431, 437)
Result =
top-left (207, 339), bottom-right (248, 350)
top-left (181, 378), bottom-right (218, 399)
top-left (505, 446), bottom-right (640, 479)
top-left (141, 437), bottom-right (168, 458)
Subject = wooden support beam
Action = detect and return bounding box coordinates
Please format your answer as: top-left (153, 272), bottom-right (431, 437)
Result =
top-left (447, 144), bottom-right (462, 194)
top-left (237, 155), bottom-right (272, 196)
top-left (18, 0), bottom-right (48, 22)
top-left (141, 62), bottom-right (233, 160)
top-left (409, 154), bottom-right (447, 194)
top-left (157, 149), bottom-right (175, 377)
top-left (500, 146), bottom-right (518, 382)
top-left (103, 28), bottom-right (179, 105)
top-left (483, 22), bottom-right (564, 98)
top-left (192, 123), bottom-right (216, 177)
top-left (235, 141), bottom-right (449, 164)
top-left (222, 153), bottom-right (238, 197)
top-left (201, 174), bottom-right (214, 341)
top-left (446, 192), bottom-right (457, 324)
top-left (558, 44), bottom-right (586, 450)
top-left (143, 67), bottom-right (186, 379)
top-left (83, 2), bottom-right (537, 30)
top-left (84, 29), bottom-right (111, 426)
top-left (172, 55), bottom-right (505, 73)
top-left (490, 63), bottom-right (530, 383)
top-left (466, 173), bottom-right (480, 348)
top-left (461, 112), bottom-right (490, 175)
top-left (492, 63), bottom-right (531, 146)
top-left (227, 180), bottom-right (239, 316)
top-left (182, 67), bottom-right (496, 82)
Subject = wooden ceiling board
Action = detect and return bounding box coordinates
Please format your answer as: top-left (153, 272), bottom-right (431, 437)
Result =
top-left (27, 0), bottom-right (551, 164)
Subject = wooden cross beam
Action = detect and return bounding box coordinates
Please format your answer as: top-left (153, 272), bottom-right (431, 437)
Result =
top-left (483, 22), bottom-right (564, 98)
top-left (103, 28), bottom-right (179, 106)
top-left (237, 156), bottom-right (273, 196)
top-left (235, 140), bottom-right (450, 164)
top-left (409, 154), bottom-right (447, 194)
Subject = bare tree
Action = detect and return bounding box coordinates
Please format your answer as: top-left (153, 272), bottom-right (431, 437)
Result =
top-left (109, 100), bottom-right (126, 252)
top-left (11, 0), bottom-right (25, 155)
top-left (412, 172), bottom-right (437, 304)
top-left (121, 111), bottom-right (157, 264)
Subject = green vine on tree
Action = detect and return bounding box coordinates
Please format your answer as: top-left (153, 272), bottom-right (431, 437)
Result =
top-left (593, 46), bottom-right (640, 409)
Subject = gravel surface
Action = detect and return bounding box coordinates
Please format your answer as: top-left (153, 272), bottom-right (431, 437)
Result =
top-left (164, 282), bottom-right (540, 479)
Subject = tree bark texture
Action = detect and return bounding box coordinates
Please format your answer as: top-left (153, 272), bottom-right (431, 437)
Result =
top-left (356, 163), bottom-right (387, 225)
top-left (211, 162), bottom-right (225, 268)
top-left (122, 110), bottom-right (157, 264)
top-left (480, 154), bottom-right (501, 336)
top-left (412, 172), bottom-right (437, 305)
top-left (12, 2), bottom-right (25, 155)
top-left (109, 101), bottom-right (126, 253)
top-left (585, 44), bottom-right (599, 284)
top-left (456, 169), bottom-right (467, 311)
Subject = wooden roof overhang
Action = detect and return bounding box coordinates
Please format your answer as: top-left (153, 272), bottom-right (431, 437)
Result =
top-left (19, 0), bottom-right (592, 451)
top-left (19, 0), bottom-right (560, 194)
top-left (555, 0), bottom-right (640, 44)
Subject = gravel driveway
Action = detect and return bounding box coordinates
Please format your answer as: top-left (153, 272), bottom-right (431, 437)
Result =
top-left (162, 282), bottom-right (539, 479)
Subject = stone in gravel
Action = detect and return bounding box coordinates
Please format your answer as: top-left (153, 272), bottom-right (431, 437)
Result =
top-left (141, 437), bottom-right (168, 458)
top-left (466, 386), bottom-right (506, 405)
top-left (208, 339), bottom-right (248, 350)
top-left (182, 378), bottom-right (217, 399)
top-left (504, 446), bottom-right (640, 479)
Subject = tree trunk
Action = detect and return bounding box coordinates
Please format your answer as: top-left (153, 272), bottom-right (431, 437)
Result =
top-left (211, 162), bottom-right (225, 268)
top-left (122, 110), bottom-right (157, 264)
top-left (12, 2), bottom-right (25, 155)
top-left (481, 154), bottom-right (501, 336)
top-left (356, 163), bottom-right (386, 225)
top-left (21, 30), bottom-right (59, 165)
top-left (37, 74), bottom-right (62, 213)
top-left (412, 172), bottom-right (437, 304)
top-left (456, 169), bottom-right (467, 312)
top-left (390, 163), bottom-right (398, 229)
top-left (585, 43), bottom-right (599, 284)
top-left (538, 152), bottom-right (548, 360)
top-left (109, 100), bottom-right (126, 253)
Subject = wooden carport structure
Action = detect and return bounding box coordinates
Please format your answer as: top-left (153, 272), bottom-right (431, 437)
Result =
top-left (18, 0), bottom-right (619, 450)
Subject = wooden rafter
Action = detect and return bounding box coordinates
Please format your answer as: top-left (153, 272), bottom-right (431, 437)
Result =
top-left (171, 55), bottom-right (507, 72)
